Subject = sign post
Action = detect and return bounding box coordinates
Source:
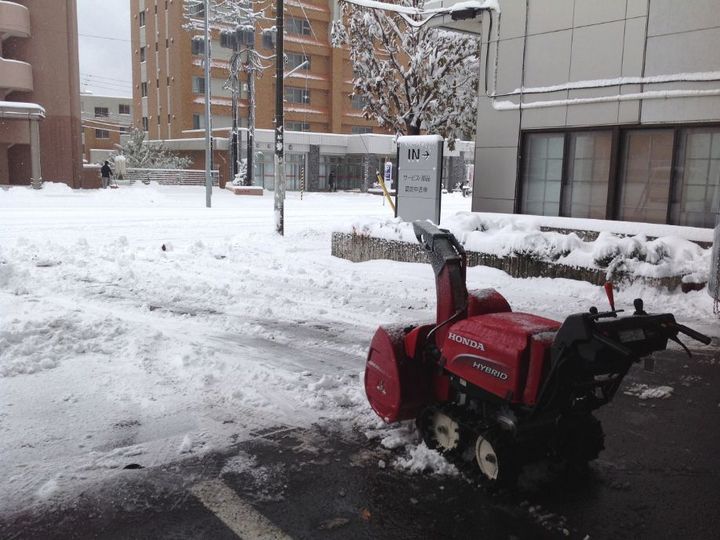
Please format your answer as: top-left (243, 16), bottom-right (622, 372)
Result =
top-left (710, 216), bottom-right (719, 314)
top-left (396, 135), bottom-right (444, 224)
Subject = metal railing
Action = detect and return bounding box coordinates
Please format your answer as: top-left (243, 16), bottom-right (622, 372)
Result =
top-left (116, 168), bottom-right (219, 186)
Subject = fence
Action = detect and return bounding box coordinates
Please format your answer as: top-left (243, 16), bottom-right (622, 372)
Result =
top-left (117, 168), bottom-right (219, 186)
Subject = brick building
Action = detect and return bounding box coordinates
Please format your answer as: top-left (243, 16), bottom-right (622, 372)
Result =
top-left (129, 0), bottom-right (379, 142)
top-left (0, 0), bottom-right (83, 185)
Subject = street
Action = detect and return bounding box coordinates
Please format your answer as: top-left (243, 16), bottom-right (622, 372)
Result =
top-left (3, 342), bottom-right (718, 540)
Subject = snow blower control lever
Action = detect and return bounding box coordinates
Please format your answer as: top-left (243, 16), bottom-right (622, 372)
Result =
top-left (364, 221), bottom-right (712, 487)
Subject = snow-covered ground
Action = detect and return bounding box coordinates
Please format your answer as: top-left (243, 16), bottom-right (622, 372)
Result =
top-left (0, 183), bottom-right (716, 514)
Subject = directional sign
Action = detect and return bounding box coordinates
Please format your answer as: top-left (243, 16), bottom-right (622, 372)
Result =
top-left (396, 134), bottom-right (444, 223)
top-left (384, 161), bottom-right (393, 189)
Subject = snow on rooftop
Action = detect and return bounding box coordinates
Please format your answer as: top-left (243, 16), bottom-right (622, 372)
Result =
top-left (0, 101), bottom-right (46, 117)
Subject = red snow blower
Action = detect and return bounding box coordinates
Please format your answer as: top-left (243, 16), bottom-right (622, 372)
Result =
top-left (365, 221), bottom-right (712, 486)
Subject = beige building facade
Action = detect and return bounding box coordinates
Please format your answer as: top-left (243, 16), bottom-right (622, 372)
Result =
top-left (80, 93), bottom-right (133, 163)
top-left (0, 0), bottom-right (83, 186)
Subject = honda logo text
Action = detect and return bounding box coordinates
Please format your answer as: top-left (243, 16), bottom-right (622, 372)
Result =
top-left (448, 332), bottom-right (485, 351)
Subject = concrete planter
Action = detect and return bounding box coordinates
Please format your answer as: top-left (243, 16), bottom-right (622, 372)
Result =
top-left (331, 232), bottom-right (701, 292)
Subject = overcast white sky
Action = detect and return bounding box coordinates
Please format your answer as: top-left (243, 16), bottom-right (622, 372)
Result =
top-left (77, 0), bottom-right (132, 97)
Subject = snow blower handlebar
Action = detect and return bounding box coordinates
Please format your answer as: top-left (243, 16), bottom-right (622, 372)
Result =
top-left (413, 221), bottom-right (466, 278)
top-left (413, 221), bottom-right (469, 345)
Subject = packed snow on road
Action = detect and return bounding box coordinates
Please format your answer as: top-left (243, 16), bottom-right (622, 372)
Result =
top-left (0, 183), bottom-right (715, 514)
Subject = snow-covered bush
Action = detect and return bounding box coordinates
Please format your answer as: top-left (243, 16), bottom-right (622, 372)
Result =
top-left (112, 129), bottom-right (192, 170)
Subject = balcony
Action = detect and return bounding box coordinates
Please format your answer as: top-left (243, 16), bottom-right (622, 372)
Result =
top-left (0, 1), bottom-right (31, 40)
top-left (0, 57), bottom-right (33, 93)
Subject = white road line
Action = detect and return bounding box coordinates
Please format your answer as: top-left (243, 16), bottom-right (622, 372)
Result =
top-left (190, 479), bottom-right (293, 540)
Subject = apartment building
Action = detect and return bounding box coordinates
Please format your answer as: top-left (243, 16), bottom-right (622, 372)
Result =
top-left (0, 0), bottom-right (82, 185)
top-left (129, 0), bottom-right (379, 144)
top-left (453, 0), bottom-right (720, 228)
top-left (80, 93), bottom-right (133, 163)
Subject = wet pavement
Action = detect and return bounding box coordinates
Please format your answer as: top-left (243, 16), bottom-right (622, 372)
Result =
top-left (2, 343), bottom-right (719, 540)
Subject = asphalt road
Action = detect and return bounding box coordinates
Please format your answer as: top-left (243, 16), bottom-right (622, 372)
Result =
top-left (2, 343), bottom-right (719, 540)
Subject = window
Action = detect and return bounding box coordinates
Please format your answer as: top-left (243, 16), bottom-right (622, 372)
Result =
top-left (351, 94), bottom-right (368, 110)
top-left (671, 128), bottom-right (720, 227)
top-left (192, 76), bottom-right (206, 94)
top-left (286, 87), bottom-right (310, 104)
top-left (140, 47), bottom-right (146, 62)
top-left (520, 133), bottom-right (564, 216)
top-left (119, 104), bottom-right (131, 115)
top-left (139, 11), bottom-right (146, 27)
top-left (191, 38), bottom-right (205, 55)
top-left (192, 114), bottom-right (204, 130)
top-left (141, 82), bottom-right (148, 97)
top-left (166, 38), bottom-right (169, 48)
top-left (142, 117), bottom-right (149, 131)
top-left (193, 77), bottom-right (205, 94)
top-left (286, 53), bottom-right (310, 71)
top-left (351, 126), bottom-right (372, 135)
top-left (286, 122), bottom-right (310, 132)
top-left (562, 131), bottom-right (612, 219)
top-left (188, 3), bottom-right (205, 18)
top-left (155, 42), bottom-right (159, 52)
top-left (262, 29), bottom-right (276, 49)
top-left (617, 129), bottom-right (674, 224)
top-left (95, 129), bottom-right (109, 139)
top-left (286, 17), bottom-right (311, 35)
top-left (94, 107), bottom-right (109, 118)
top-left (518, 126), bottom-right (720, 227)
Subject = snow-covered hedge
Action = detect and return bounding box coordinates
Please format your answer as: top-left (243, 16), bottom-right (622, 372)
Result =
top-left (336, 213), bottom-right (712, 285)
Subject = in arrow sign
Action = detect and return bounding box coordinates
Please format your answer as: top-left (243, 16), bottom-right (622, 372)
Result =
top-left (422, 150), bottom-right (431, 159)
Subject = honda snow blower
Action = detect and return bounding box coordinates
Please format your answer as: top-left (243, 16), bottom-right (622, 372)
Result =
top-left (365, 221), bottom-right (711, 487)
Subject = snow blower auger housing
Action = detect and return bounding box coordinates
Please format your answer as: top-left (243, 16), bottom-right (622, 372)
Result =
top-left (365, 221), bottom-right (711, 487)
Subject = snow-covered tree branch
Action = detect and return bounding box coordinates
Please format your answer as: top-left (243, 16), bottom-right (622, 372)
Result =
top-left (331, 0), bottom-right (480, 148)
top-left (183, 0), bottom-right (268, 33)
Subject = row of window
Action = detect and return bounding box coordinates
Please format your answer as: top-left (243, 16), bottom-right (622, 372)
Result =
top-left (93, 105), bottom-right (131, 117)
top-left (139, 40), bottom-right (170, 62)
top-left (519, 126), bottom-right (720, 228)
top-left (138, 0), bottom-right (170, 27)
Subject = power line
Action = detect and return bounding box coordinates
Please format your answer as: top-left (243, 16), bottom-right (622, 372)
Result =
top-left (79, 32), bottom-right (131, 43)
top-left (80, 72), bottom-right (133, 84)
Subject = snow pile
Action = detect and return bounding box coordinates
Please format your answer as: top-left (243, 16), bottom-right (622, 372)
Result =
top-left (339, 212), bottom-right (713, 282)
top-left (623, 383), bottom-right (674, 400)
top-left (0, 185), bottom-right (715, 512)
top-left (393, 442), bottom-right (459, 476)
top-left (0, 315), bottom-right (126, 377)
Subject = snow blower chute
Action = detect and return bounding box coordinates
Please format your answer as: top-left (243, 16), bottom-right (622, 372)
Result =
top-left (365, 221), bottom-right (711, 486)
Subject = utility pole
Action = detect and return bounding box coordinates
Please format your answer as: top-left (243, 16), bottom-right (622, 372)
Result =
top-left (246, 65), bottom-right (255, 186)
top-left (203, 0), bottom-right (212, 208)
top-left (230, 37), bottom-right (240, 180)
top-left (273, 0), bottom-right (285, 234)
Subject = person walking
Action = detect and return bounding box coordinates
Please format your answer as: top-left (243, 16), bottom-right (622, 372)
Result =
top-left (328, 171), bottom-right (336, 192)
top-left (100, 160), bottom-right (113, 189)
